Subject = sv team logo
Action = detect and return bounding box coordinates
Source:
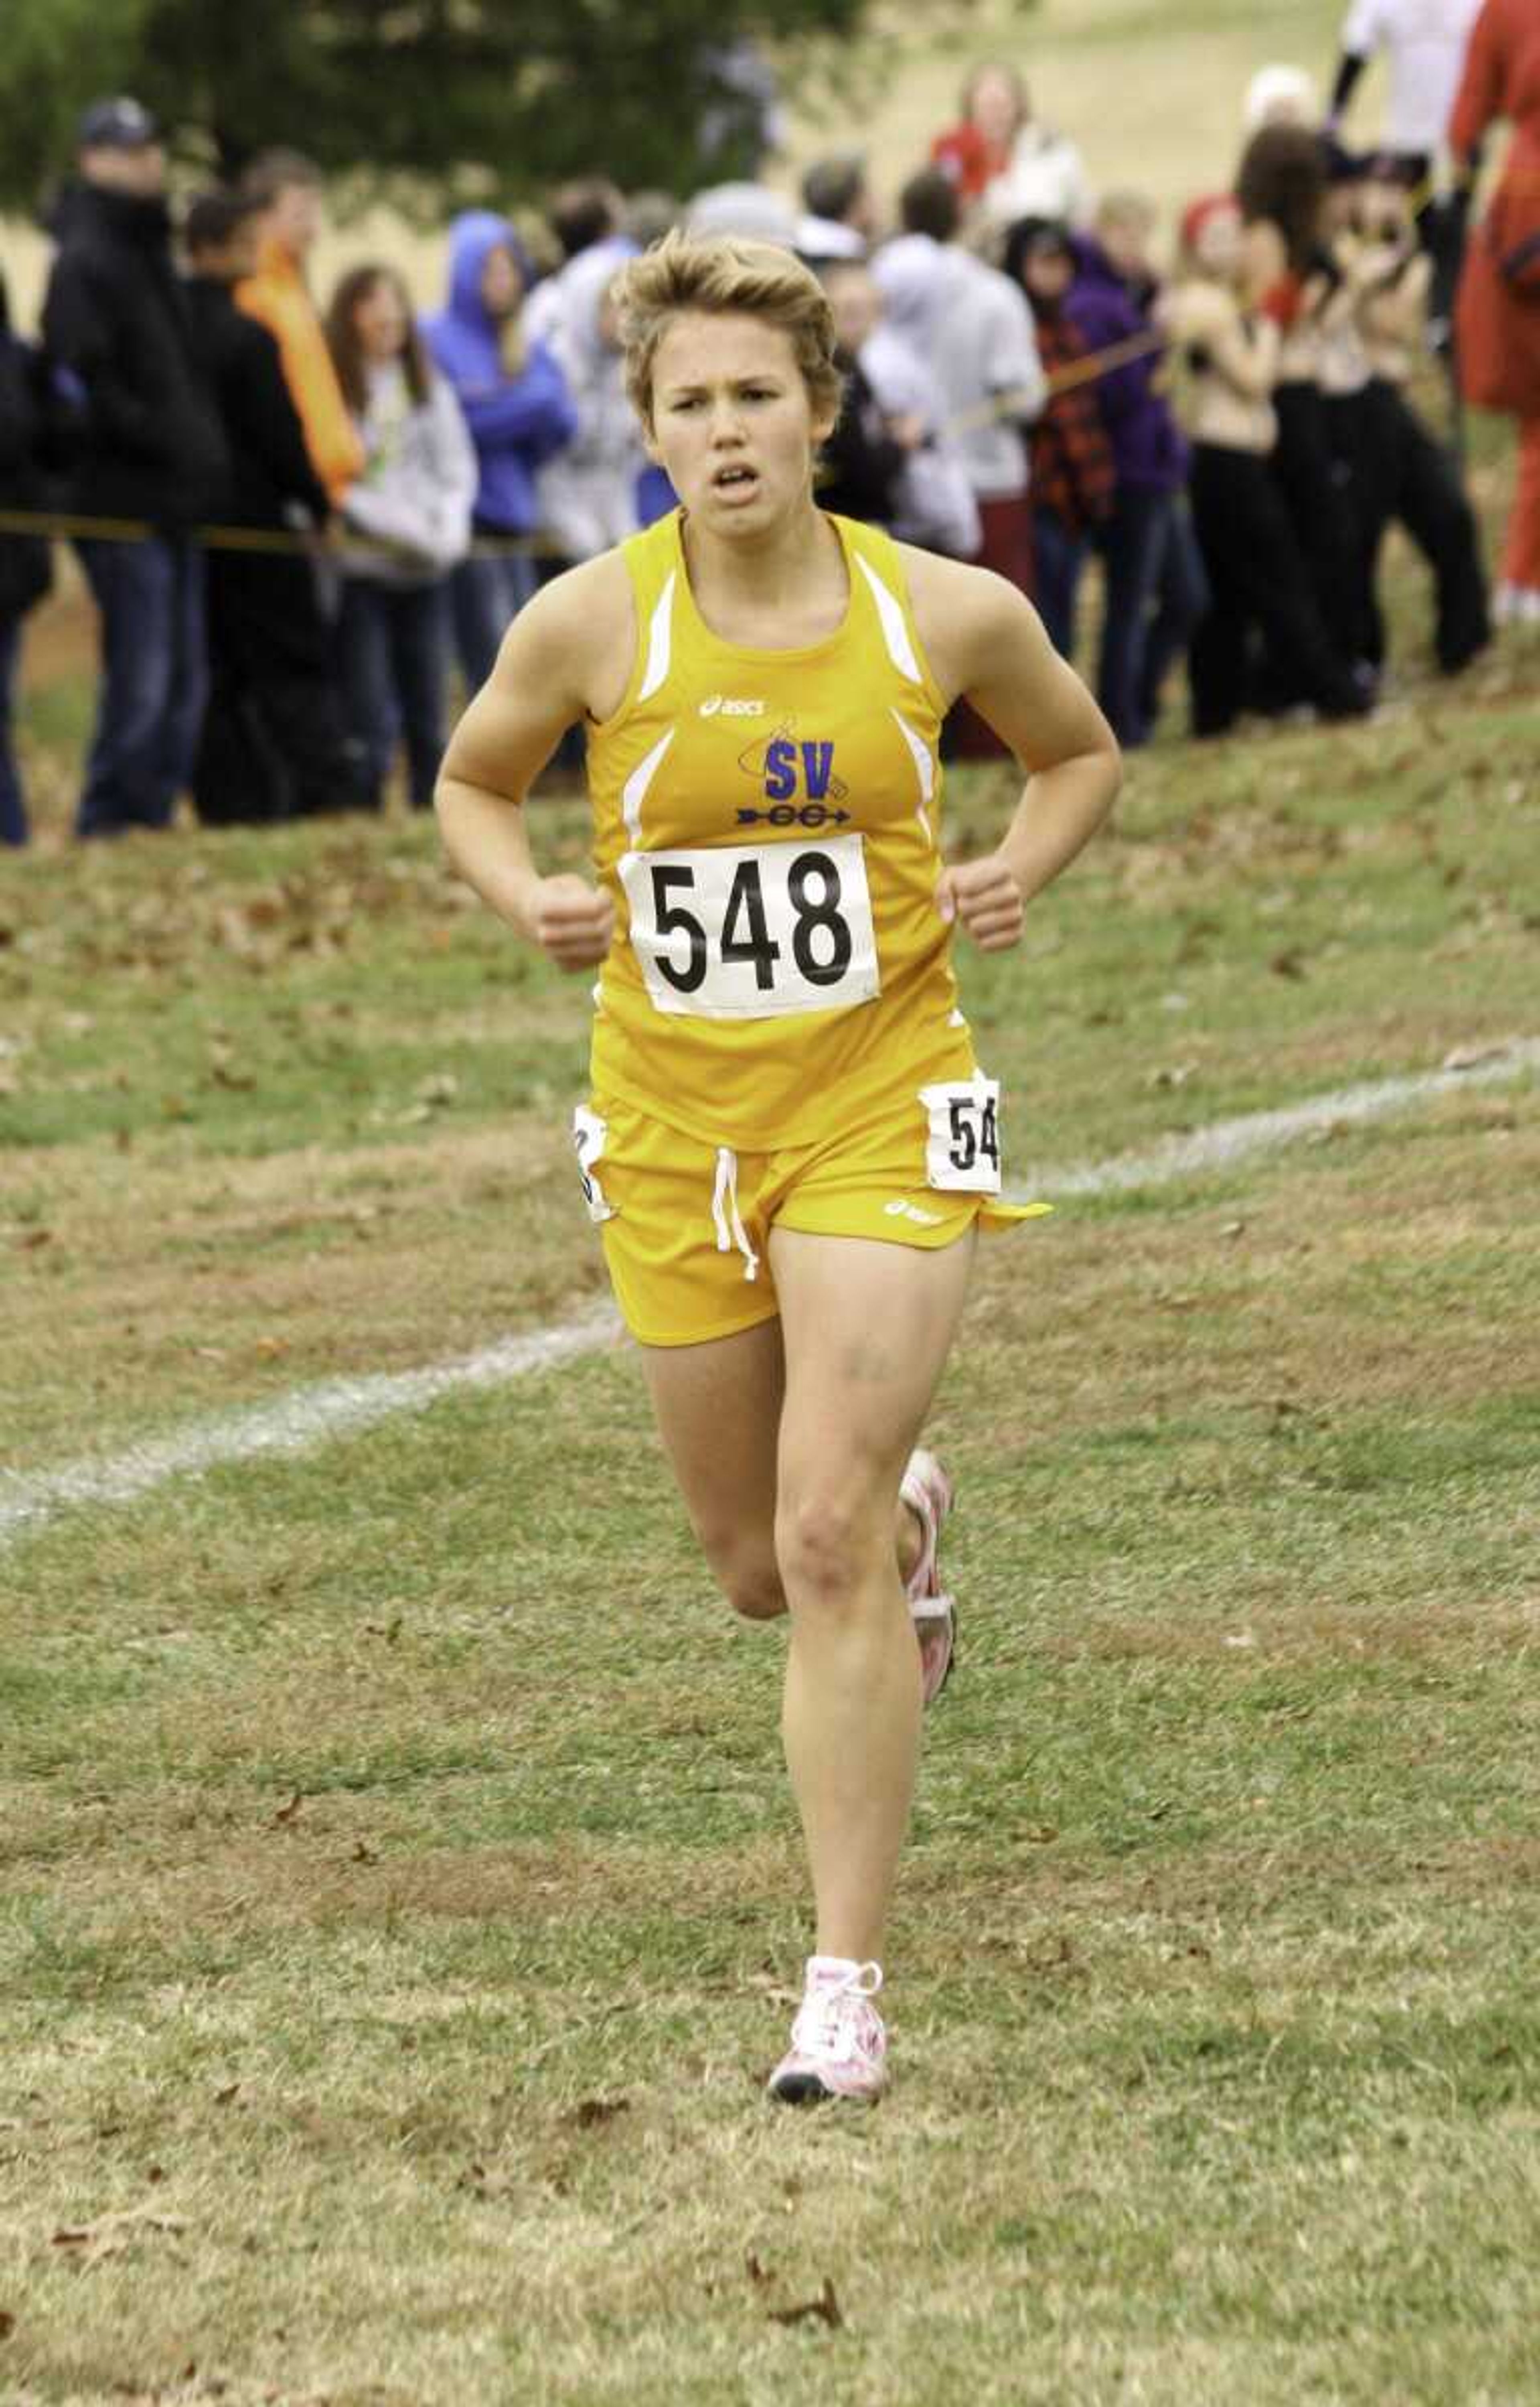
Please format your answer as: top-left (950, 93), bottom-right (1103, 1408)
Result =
top-left (764, 736), bottom-right (842, 803)
top-left (699, 694), bottom-right (766, 717)
top-left (736, 731), bottom-right (852, 828)
top-left (734, 723), bottom-right (851, 815)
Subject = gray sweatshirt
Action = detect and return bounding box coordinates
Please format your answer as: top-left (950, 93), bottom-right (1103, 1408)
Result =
top-left (342, 360), bottom-right (477, 582)
top-left (873, 235), bottom-right (1046, 503)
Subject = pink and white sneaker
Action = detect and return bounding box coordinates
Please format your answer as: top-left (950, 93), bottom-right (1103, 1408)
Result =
top-left (901, 1447), bottom-right (957, 1706)
top-left (766, 1957), bottom-right (888, 2105)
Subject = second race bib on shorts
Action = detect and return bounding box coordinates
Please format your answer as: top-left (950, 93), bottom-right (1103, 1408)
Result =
top-left (919, 1074), bottom-right (1003, 1193)
top-left (619, 834), bottom-right (879, 1021)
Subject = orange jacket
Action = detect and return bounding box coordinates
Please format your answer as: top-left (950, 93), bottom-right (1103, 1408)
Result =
top-left (235, 237), bottom-right (364, 501)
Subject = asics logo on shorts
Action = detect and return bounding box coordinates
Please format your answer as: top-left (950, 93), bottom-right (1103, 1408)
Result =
top-left (884, 1199), bottom-right (944, 1226)
top-left (699, 694), bottom-right (766, 717)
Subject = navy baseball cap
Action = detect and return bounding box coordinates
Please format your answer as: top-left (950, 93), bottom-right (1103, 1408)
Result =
top-left (78, 96), bottom-right (160, 151)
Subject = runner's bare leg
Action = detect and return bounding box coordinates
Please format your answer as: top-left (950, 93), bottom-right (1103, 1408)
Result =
top-left (768, 1225), bottom-right (975, 1963)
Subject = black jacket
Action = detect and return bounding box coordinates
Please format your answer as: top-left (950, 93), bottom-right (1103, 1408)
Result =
top-left (42, 181), bottom-right (229, 529)
top-left (0, 278), bottom-right (76, 618)
top-left (184, 276), bottom-right (329, 531)
top-left (817, 354), bottom-right (907, 527)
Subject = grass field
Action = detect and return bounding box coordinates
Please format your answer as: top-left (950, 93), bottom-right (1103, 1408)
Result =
top-left (4, 556), bottom-right (1540, 2403)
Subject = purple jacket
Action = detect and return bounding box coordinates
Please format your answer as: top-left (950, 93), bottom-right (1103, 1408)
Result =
top-left (1066, 235), bottom-right (1187, 497)
top-left (420, 211), bottom-right (577, 533)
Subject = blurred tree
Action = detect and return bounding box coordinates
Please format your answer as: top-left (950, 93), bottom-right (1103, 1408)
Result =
top-left (0, 0), bottom-right (886, 215)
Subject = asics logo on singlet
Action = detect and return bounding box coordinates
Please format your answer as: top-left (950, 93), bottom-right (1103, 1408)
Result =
top-left (699, 694), bottom-right (766, 717)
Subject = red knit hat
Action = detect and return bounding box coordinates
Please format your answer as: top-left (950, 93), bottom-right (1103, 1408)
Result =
top-left (1179, 193), bottom-right (1239, 254)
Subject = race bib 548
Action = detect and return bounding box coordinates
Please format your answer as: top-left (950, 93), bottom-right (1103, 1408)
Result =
top-left (619, 835), bottom-right (879, 1021)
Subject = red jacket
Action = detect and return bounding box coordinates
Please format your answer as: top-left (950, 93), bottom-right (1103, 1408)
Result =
top-left (1450, 0), bottom-right (1540, 417)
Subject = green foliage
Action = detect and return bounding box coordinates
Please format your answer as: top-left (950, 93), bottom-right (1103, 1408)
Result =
top-left (0, 0), bottom-right (871, 215)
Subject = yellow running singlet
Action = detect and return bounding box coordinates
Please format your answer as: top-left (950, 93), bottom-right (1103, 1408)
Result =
top-left (586, 507), bottom-right (986, 1153)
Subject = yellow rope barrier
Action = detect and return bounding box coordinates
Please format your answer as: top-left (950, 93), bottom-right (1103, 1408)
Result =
top-left (0, 506), bottom-right (562, 560)
top-left (0, 322), bottom-right (1178, 550)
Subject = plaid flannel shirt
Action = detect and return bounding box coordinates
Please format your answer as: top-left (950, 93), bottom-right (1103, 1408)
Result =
top-left (1028, 315), bottom-right (1117, 536)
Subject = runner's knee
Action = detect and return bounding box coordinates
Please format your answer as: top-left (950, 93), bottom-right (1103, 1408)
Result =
top-left (775, 1484), bottom-right (889, 1612)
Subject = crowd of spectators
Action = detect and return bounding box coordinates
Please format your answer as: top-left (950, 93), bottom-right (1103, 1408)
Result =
top-left (0, 0), bottom-right (1536, 843)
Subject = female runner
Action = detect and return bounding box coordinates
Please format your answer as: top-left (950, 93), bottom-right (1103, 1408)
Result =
top-left (436, 233), bottom-right (1120, 2104)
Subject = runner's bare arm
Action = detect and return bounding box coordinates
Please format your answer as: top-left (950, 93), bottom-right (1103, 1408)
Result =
top-left (904, 548), bottom-right (1121, 953)
top-left (435, 555), bottom-right (633, 971)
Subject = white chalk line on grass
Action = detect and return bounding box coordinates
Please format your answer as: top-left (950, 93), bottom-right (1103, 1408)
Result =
top-left (3, 1040), bottom-right (1535, 1549)
top-left (1015, 1036), bottom-right (1540, 1197)
top-left (0, 1310), bottom-right (620, 1546)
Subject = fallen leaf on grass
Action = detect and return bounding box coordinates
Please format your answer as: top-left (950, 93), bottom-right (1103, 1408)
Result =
top-left (270, 1792), bottom-right (304, 1827)
top-left (746, 2252), bottom-right (771, 2286)
top-left (0, 2309), bottom-right (13, 2338)
top-left (349, 1841), bottom-right (379, 1865)
top-left (213, 2083), bottom-right (241, 2107)
top-left (768, 2275), bottom-right (843, 2331)
top-left (1270, 949), bottom-right (1308, 980)
top-left (570, 2096), bottom-right (630, 2132)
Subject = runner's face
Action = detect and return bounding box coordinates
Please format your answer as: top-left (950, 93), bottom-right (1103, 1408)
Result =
top-left (647, 311), bottom-right (834, 532)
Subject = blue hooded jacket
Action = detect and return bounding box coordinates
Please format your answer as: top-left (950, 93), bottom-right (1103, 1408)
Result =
top-left (420, 211), bottom-right (578, 532)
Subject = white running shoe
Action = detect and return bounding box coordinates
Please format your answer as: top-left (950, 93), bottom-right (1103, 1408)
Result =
top-left (766, 1957), bottom-right (888, 2105)
top-left (901, 1447), bottom-right (957, 1705)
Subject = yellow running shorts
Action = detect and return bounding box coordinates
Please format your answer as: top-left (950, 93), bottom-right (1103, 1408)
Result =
top-left (570, 1083), bottom-right (1050, 1348)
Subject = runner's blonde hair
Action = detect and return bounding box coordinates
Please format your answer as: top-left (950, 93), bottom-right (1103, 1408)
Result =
top-left (615, 232), bottom-right (844, 430)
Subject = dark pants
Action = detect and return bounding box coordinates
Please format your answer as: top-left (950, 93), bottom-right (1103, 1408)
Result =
top-left (337, 577), bottom-right (448, 810)
top-left (1031, 509), bottom-right (1087, 662)
top-left (195, 550), bottom-right (361, 825)
top-left (1093, 487), bottom-right (1209, 747)
top-left (446, 542), bottom-right (535, 696)
top-left (1187, 444), bottom-right (1369, 738)
top-left (1138, 497), bottom-right (1209, 741)
top-left (0, 617), bottom-right (24, 846)
top-left (1271, 382), bottom-right (1372, 678)
top-left (1350, 380), bottom-right (1489, 674)
top-left (75, 535), bottom-right (207, 837)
